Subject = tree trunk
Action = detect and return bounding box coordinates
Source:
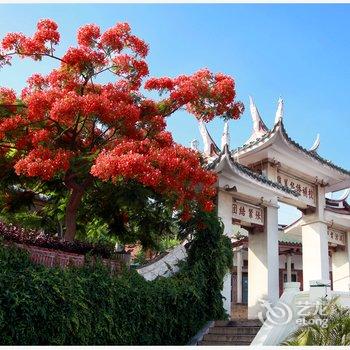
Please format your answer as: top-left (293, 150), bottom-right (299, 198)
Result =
top-left (63, 186), bottom-right (85, 241)
top-left (63, 173), bottom-right (93, 242)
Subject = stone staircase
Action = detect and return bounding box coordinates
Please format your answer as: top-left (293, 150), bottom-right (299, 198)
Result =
top-left (231, 303), bottom-right (248, 320)
top-left (198, 319), bottom-right (262, 346)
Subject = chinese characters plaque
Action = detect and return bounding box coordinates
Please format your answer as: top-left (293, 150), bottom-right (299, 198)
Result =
top-left (232, 199), bottom-right (264, 226)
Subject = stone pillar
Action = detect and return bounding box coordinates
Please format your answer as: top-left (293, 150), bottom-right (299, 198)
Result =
top-left (332, 231), bottom-right (350, 291)
top-left (236, 248), bottom-right (243, 303)
top-left (217, 190), bottom-right (233, 238)
top-left (266, 202), bottom-right (280, 304)
top-left (301, 220), bottom-right (329, 290)
top-left (222, 271), bottom-right (232, 318)
top-left (301, 185), bottom-right (329, 291)
top-left (286, 254), bottom-right (292, 283)
top-left (248, 200), bottom-right (279, 319)
top-left (217, 190), bottom-right (233, 317)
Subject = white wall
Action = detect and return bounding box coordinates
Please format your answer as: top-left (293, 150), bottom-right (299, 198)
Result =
top-left (137, 243), bottom-right (187, 281)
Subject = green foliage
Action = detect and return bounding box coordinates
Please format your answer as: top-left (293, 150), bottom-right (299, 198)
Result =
top-left (133, 249), bottom-right (147, 265)
top-left (0, 173), bottom-right (68, 236)
top-left (80, 180), bottom-right (181, 250)
top-left (77, 218), bottom-right (116, 247)
top-left (0, 211), bottom-right (231, 345)
top-left (182, 211), bottom-right (233, 316)
top-left (0, 211), bottom-right (42, 230)
top-left (282, 297), bottom-right (350, 346)
top-left (157, 236), bottom-right (180, 253)
top-left (0, 178), bottom-right (182, 250)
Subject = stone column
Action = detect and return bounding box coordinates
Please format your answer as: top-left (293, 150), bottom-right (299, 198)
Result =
top-left (301, 220), bottom-right (329, 290)
top-left (236, 248), bottom-right (243, 303)
top-left (286, 254), bottom-right (292, 283)
top-left (266, 202), bottom-right (280, 304)
top-left (301, 185), bottom-right (329, 291)
top-left (222, 271), bottom-right (232, 318)
top-left (217, 190), bottom-right (233, 238)
top-left (248, 200), bottom-right (279, 319)
top-left (332, 231), bottom-right (350, 291)
top-left (217, 190), bottom-right (233, 317)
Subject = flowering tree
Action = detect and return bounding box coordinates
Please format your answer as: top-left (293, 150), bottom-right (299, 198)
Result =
top-left (0, 19), bottom-right (243, 241)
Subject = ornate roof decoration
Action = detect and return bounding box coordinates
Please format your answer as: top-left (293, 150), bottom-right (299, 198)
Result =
top-left (208, 144), bottom-right (300, 197)
top-left (274, 97), bottom-right (284, 124)
top-left (197, 97), bottom-right (350, 197)
top-left (221, 120), bottom-right (230, 149)
top-left (279, 122), bottom-right (350, 176)
top-left (245, 96), bottom-right (269, 144)
top-left (198, 119), bottom-right (220, 157)
top-left (309, 133), bottom-right (320, 153)
top-left (190, 139), bottom-right (199, 151)
top-left (234, 116), bottom-right (350, 177)
top-left (338, 188), bottom-right (350, 201)
top-left (326, 190), bottom-right (350, 215)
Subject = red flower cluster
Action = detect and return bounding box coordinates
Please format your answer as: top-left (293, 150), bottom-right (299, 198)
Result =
top-left (26, 73), bottom-right (49, 91)
top-left (0, 19), bottom-right (244, 224)
top-left (0, 87), bottom-right (17, 104)
top-left (99, 22), bottom-right (131, 51)
top-left (98, 22), bottom-right (148, 58)
top-left (35, 19), bottom-right (60, 46)
top-left (91, 139), bottom-right (217, 215)
top-left (0, 115), bottom-right (26, 139)
top-left (1, 19), bottom-right (60, 60)
top-left (30, 129), bottom-right (51, 146)
top-left (62, 47), bottom-right (106, 72)
top-left (77, 24), bottom-right (101, 47)
top-left (112, 54), bottom-right (149, 89)
top-left (145, 69), bottom-right (244, 121)
top-left (14, 147), bottom-right (72, 180)
top-left (50, 92), bottom-right (82, 126)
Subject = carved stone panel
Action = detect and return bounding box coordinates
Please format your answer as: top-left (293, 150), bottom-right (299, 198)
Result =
top-left (232, 199), bottom-right (264, 226)
top-left (277, 170), bottom-right (316, 207)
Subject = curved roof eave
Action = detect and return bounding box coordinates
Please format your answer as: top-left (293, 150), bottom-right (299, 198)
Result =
top-left (283, 217), bottom-right (303, 234)
top-left (209, 145), bottom-right (300, 198)
top-left (232, 120), bottom-right (350, 177)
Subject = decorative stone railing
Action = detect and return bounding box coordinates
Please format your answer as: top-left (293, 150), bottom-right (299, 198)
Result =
top-left (332, 290), bottom-right (350, 308)
top-left (4, 241), bottom-right (130, 274)
top-left (251, 280), bottom-right (350, 346)
top-left (250, 282), bottom-right (304, 346)
top-left (137, 241), bottom-right (188, 281)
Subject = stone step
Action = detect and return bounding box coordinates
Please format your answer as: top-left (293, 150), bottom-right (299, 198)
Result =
top-left (198, 340), bottom-right (252, 346)
top-left (232, 317), bottom-right (248, 321)
top-left (214, 319), bottom-right (262, 327)
top-left (203, 333), bottom-right (256, 343)
top-left (209, 326), bottom-right (260, 335)
top-left (197, 319), bottom-right (261, 346)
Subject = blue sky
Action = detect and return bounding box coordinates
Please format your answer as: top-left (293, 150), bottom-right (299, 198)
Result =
top-left (1, 4), bottom-right (350, 224)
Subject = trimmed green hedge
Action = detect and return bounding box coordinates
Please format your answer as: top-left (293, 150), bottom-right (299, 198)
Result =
top-left (0, 212), bottom-right (232, 345)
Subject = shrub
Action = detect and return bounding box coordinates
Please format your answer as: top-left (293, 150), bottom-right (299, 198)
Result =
top-left (282, 297), bottom-right (350, 346)
top-left (0, 211), bottom-right (231, 345)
